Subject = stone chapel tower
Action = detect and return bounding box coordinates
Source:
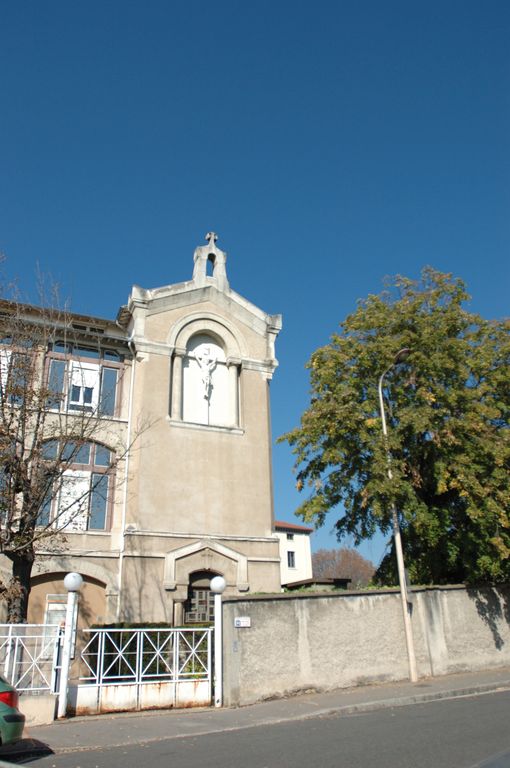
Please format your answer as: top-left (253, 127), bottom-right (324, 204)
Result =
top-left (118, 234), bottom-right (282, 623)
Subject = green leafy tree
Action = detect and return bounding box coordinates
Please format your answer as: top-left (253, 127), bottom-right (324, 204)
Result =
top-left (281, 268), bottom-right (510, 585)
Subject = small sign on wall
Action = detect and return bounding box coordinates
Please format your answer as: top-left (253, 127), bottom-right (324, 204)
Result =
top-left (234, 616), bottom-right (251, 628)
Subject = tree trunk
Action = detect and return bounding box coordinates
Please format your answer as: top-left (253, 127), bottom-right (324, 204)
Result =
top-left (5, 551), bottom-right (35, 623)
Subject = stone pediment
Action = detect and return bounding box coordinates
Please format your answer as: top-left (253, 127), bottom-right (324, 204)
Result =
top-left (128, 281), bottom-right (281, 342)
top-left (163, 539), bottom-right (249, 592)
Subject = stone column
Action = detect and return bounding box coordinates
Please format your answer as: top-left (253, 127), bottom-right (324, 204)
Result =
top-left (227, 360), bottom-right (240, 427)
top-left (171, 349), bottom-right (185, 420)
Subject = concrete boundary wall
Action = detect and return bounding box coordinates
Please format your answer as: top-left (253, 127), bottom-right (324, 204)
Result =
top-left (222, 585), bottom-right (510, 706)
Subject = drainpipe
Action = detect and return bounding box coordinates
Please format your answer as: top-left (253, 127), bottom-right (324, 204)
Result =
top-left (116, 334), bottom-right (136, 621)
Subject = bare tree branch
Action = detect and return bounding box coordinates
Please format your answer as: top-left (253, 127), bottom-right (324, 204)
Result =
top-left (0, 284), bottom-right (151, 622)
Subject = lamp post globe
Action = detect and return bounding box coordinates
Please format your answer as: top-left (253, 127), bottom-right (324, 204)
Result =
top-left (210, 576), bottom-right (226, 594)
top-left (63, 572), bottom-right (83, 592)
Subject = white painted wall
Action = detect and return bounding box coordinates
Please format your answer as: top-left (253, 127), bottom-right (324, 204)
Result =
top-left (275, 526), bottom-right (313, 585)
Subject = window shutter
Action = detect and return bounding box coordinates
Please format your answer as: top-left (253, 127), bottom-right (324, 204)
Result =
top-left (55, 470), bottom-right (90, 531)
top-left (0, 349), bottom-right (11, 396)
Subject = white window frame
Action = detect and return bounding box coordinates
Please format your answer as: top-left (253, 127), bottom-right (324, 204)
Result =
top-left (67, 362), bottom-right (100, 412)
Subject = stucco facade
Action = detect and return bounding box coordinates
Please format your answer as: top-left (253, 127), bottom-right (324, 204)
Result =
top-left (1, 234), bottom-right (283, 626)
top-left (222, 585), bottom-right (510, 706)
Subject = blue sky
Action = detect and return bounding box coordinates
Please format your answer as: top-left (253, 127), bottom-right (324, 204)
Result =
top-left (1, 1), bottom-right (509, 567)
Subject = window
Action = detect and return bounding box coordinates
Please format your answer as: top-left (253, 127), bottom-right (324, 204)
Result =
top-left (286, 533), bottom-right (294, 540)
top-left (184, 571), bottom-right (219, 624)
top-left (184, 588), bottom-right (214, 624)
top-left (69, 362), bottom-right (100, 411)
top-left (0, 348), bottom-right (13, 401)
top-left (44, 594), bottom-right (68, 626)
top-left (0, 434), bottom-right (25, 506)
top-left (38, 441), bottom-right (113, 532)
top-left (46, 343), bottom-right (123, 416)
top-left (44, 595), bottom-right (78, 656)
top-left (287, 551), bottom-right (296, 569)
top-left (0, 346), bottom-right (32, 406)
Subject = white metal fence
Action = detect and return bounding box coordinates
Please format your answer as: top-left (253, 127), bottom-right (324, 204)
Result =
top-left (0, 623), bottom-right (62, 693)
top-left (74, 626), bottom-right (213, 714)
top-left (80, 626), bottom-right (211, 685)
top-left (0, 624), bottom-right (213, 715)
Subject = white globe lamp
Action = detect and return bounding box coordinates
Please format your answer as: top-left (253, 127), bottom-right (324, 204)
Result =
top-left (210, 575), bottom-right (226, 594)
top-left (64, 572), bottom-right (83, 592)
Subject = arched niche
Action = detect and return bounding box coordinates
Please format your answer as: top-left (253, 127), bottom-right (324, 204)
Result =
top-left (169, 317), bottom-right (243, 428)
top-left (182, 333), bottom-right (231, 426)
top-left (167, 313), bottom-right (246, 359)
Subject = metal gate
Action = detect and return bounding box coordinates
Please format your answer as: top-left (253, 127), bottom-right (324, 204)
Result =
top-left (74, 626), bottom-right (212, 715)
top-left (0, 623), bottom-right (62, 693)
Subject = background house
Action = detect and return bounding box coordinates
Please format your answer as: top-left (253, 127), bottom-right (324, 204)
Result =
top-left (274, 520), bottom-right (313, 586)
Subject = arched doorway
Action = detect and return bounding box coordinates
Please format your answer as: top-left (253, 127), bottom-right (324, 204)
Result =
top-left (184, 570), bottom-right (221, 624)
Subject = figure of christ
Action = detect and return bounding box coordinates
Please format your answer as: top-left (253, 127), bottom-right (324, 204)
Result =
top-left (194, 346), bottom-right (217, 399)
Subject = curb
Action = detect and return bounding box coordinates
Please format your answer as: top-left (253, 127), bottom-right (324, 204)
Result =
top-left (289, 681), bottom-right (510, 721)
top-left (6, 679), bottom-right (510, 759)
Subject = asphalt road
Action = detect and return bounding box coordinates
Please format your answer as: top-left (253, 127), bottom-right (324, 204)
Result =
top-left (13, 690), bottom-right (510, 768)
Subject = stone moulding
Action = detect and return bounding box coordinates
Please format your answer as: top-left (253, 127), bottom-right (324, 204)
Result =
top-left (163, 539), bottom-right (249, 592)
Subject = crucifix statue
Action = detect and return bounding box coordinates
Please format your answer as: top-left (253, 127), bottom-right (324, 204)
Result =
top-left (195, 345), bottom-right (217, 400)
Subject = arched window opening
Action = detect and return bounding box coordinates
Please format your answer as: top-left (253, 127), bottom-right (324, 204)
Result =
top-left (38, 441), bottom-right (114, 532)
top-left (206, 255), bottom-right (215, 277)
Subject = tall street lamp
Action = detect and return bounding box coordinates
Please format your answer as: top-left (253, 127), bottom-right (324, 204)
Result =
top-left (210, 575), bottom-right (226, 708)
top-left (377, 348), bottom-right (418, 683)
top-left (57, 572), bottom-right (83, 718)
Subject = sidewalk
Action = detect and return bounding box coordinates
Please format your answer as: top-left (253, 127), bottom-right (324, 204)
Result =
top-left (5, 667), bottom-right (510, 760)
